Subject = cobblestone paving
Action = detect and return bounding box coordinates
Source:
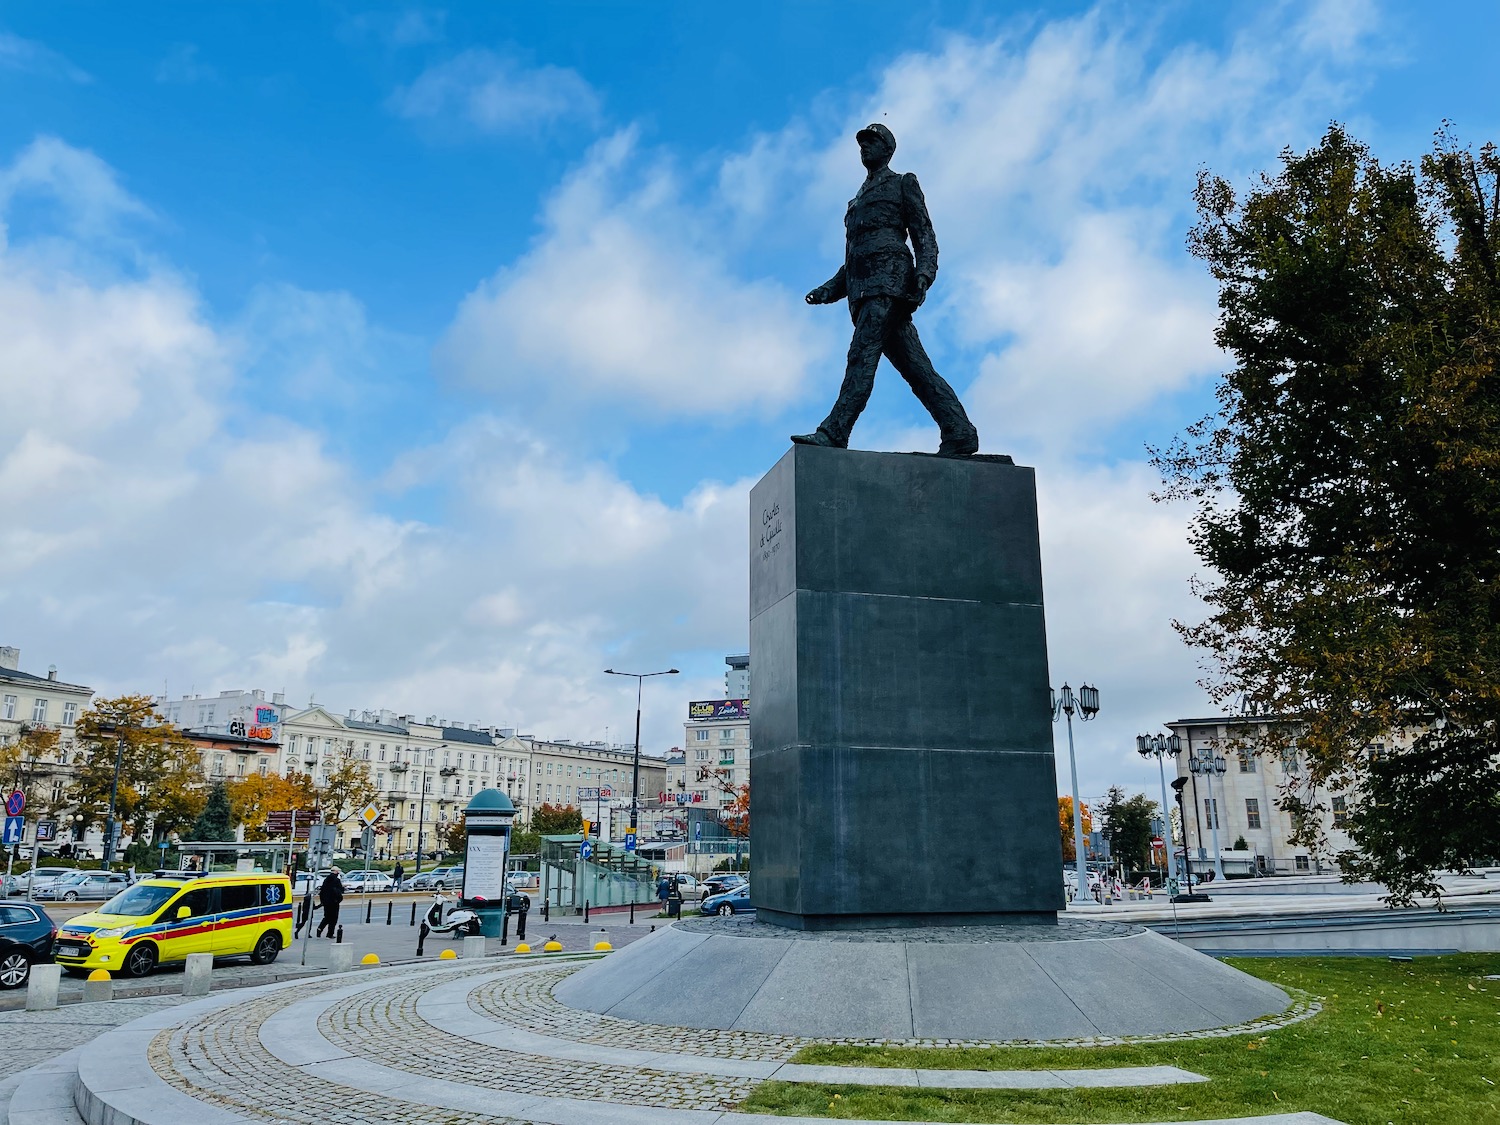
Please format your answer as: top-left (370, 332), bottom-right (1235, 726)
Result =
top-left (151, 970), bottom-right (543, 1124)
top-left (470, 966), bottom-right (809, 1061)
top-left (675, 915), bottom-right (1144, 941)
top-left (486, 962), bottom-right (1320, 1057)
top-left (319, 967), bottom-right (756, 1111)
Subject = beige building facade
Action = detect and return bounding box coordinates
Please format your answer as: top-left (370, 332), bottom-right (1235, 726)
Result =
top-left (0, 646), bottom-right (94, 845)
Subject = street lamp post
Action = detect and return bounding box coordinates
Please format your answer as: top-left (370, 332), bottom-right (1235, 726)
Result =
top-left (1189, 749), bottom-right (1228, 881)
top-left (1051, 683), bottom-right (1100, 905)
top-left (604, 668), bottom-right (680, 835)
top-left (1136, 731), bottom-right (1183, 895)
top-left (96, 722), bottom-right (131, 871)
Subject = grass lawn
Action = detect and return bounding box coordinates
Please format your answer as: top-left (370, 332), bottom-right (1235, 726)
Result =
top-left (737, 953), bottom-right (1500, 1124)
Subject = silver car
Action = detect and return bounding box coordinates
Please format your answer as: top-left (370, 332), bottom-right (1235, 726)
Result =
top-left (34, 870), bottom-right (133, 901)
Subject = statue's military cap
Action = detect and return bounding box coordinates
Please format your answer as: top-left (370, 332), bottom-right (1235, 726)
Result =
top-left (855, 122), bottom-right (896, 151)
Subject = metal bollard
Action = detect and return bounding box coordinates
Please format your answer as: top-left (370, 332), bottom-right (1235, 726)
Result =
top-left (584, 900), bottom-right (590, 923)
top-left (542, 899), bottom-right (549, 923)
top-left (365, 900), bottom-right (372, 923)
top-left (386, 901), bottom-right (393, 925)
top-left (501, 910), bottom-right (510, 946)
top-left (417, 921), bottom-right (429, 957)
top-left (629, 901), bottom-right (635, 924)
top-left (411, 902), bottom-right (417, 926)
top-left (336, 925), bottom-right (344, 944)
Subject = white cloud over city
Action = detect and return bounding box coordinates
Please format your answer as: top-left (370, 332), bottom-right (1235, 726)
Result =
top-left (0, 2), bottom-right (1387, 790)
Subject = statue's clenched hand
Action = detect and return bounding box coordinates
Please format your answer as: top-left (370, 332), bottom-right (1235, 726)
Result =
top-left (806, 286), bottom-right (831, 305)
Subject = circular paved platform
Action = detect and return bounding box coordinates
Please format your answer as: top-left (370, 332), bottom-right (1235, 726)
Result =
top-left (555, 917), bottom-right (1294, 1040)
top-left (59, 950), bottom-right (1336, 1125)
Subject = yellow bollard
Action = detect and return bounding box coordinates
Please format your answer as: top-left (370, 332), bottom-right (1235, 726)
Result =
top-left (543, 940), bottom-right (563, 952)
top-left (87, 969), bottom-right (111, 981)
top-left (593, 941), bottom-right (613, 951)
top-left (360, 953), bottom-right (380, 965)
top-left (515, 943), bottom-right (532, 954)
top-left (439, 949), bottom-right (457, 960)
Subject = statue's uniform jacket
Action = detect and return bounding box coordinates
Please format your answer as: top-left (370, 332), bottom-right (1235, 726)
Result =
top-left (818, 168), bottom-right (938, 314)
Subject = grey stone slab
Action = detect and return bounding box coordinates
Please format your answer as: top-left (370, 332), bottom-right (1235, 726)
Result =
top-left (180, 954), bottom-right (212, 998)
top-left (1024, 938), bottom-right (1223, 1037)
top-left (732, 940), bottom-right (913, 1038)
top-left (1108, 929), bottom-right (1291, 1025)
top-left (257, 1008), bottom-right (350, 1065)
top-left (553, 927), bottom-right (708, 1013)
top-left (26, 964), bottom-right (61, 1011)
top-left (773, 1064), bottom-right (925, 1087)
top-left (1055, 1064), bottom-right (1208, 1087)
top-left (606, 933), bottom-right (791, 1030)
top-left (913, 1068), bottom-right (1065, 1089)
top-left (906, 941), bottom-right (1097, 1040)
top-left (749, 448), bottom-right (1064, 928)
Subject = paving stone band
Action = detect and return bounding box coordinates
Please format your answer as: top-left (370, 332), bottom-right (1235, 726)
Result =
top-left (673, 915), bottom-right (1145, 942)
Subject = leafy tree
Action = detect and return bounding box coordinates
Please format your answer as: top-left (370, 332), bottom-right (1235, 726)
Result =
top-left (227, 771), bottom-right (319, 840)
top-left (722, 783), bottom-right (750, 839)
top-left (317, 752), bottom-right (377, 828)
top-left (1058, 796), bottom-right (1093, 863)
top-left (2, 724), bottom-right (59, 789)
top-left (73, 695), bottom-right (206, 845)
top-left (509, 829), bottom-right (541, 868)
top-left (1100, 786), bottom-right (1158, 874)
top-left (1154, 124), bottom-right (1500, 902)
top-left (443, 815), bottom-right (467, 854)
top-left (531, 803), bottom-right (582, 835)
top-left (191, 782), bottom-right (235, 841)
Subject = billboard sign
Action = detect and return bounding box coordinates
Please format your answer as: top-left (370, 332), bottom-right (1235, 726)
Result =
top-left (688, 699), bottom-right (749, 721)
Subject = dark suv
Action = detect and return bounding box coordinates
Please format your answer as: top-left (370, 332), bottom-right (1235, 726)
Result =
top-left (0, 901), bottom-right (56, 989)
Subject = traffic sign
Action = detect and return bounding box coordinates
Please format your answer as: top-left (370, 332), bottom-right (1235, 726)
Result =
top-left (1150, 837), bottom-right (1165, 849)
top-left (358, 801), bottom-right (382, 828)
top-left (36, 821), bottom-right (56, 842)
top-left (624, 832), bottom-right (637, 853)
top-left (2, 817), bottom-right (22, 846)
top-left (580, 839), bottom-right (593, 860)
top-left (4, 791), bottom-right (23, 817)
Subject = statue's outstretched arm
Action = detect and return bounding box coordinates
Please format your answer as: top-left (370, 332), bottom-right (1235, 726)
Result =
top-left (806, 265), bottom-right (848, 305)
top-left (903, 173), bottom-right (938, 295)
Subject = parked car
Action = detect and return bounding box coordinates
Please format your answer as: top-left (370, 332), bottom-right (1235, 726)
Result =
top-left (435, 866), bottom-right (464, 892)
top-left (0, 875), bottom-right (21, 898)
top-left (701, 884), bottom-right (753, 916)
top-left (12, 867), bottom-right (74, 897)
top-left (506, 872), bottom-right (539, 891)
top-left (407, 866), bottom-right (455, 891)
top-left (34, 870), bottom-right (133, 902)
top-left (341, 870), bottom-right (395, 894)
top-left (293, 869), bottom-right (335, 898)
top-left (0, 901), bottom-right (56, 989)
top-left (700, 874), bottom-right (746, 898)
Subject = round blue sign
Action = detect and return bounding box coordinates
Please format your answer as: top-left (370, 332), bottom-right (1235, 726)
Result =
top-left (4, 791), bottom-right (22, 817)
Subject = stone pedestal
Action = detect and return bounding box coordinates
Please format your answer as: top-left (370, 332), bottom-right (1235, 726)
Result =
top-left (749, 446), bottom-right (1064, 930)
top-left (182, 952), bottom-right (213, 997)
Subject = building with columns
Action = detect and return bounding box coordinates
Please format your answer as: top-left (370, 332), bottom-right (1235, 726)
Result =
top-left (1164, 713), bottom-right (1394, 878)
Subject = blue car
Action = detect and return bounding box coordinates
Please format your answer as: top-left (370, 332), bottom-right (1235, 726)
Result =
top-left (701, 884), bottom-right (753, 916)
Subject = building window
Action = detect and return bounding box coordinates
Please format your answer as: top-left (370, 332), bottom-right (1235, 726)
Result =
top-left (1281, 748), bottom-right (1301, 774)
top-left (361, 746), bottom-right (370, 760)
top-left (567, 764), bottom-right (574, 776)
top-left (1238, 752), bottom-right (1255, 773)
top-left (1, 695), bottom-right (14, 719)
top-left (1368, 742), bottom-right (1387, 762)
top-left (1245, 798), bottom-right (1261, 829)
top-left (1331, 795), bottom-right (1348, 828)
top-left (426, 750), bottom-right (435, 766)
top-left (1204, 798), bottom-right (1219, 830)
top-left (235, 758), bottom-right (247, 778)
top-left (51, 779), bottom-right (65, 803)
top-left (62, 701), bottom-right (78, 726)
top-left (31, 698), bottom-right (48, 723)
top-left (721, 749), bottom-right (736, 764)
top-left (535, 783), bottom-right (541, 799)
top-left (695, 729), bottom-right (709, 742)
top-left (695, 748), bottom-right (710, 762)
top-left (212, 754), bottom-right (226, 777)
top-left (408, 804), bottom-right (416, 818)
top-left (1294, 855), bottom-right (1311, 871)
top-left (443, 750), bottom-right (450, 767)
top-left (288, 734), bottom-right (299, 755)
top-left (721, 728), bottom-right (735, 741)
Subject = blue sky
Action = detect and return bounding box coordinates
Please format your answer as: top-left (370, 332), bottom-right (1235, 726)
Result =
top-left (2, 1), bottom-right (1497, 799)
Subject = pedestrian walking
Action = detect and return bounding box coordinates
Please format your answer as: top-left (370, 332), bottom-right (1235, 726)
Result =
top-left (392, 861), bottom-right (405, 889)
top-left (656, 875), bottom-right (671, 910)
top-left (316, 869), bottom-right (345, 937)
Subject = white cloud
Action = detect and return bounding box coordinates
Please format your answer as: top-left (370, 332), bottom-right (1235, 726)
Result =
top-left (0, 136), bottom-right (151, 241)
top-left (0, 30), bottom-right (89, 83)
top-left (389, 48), bottom-right (599, 133)
top-left (438, 130), bottom-right (833, 418)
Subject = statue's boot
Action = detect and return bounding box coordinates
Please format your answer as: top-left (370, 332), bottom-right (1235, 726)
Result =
top-left (936, 424), bottom-right (979, 458)
top-left (790, 430), bottom-right (845, 448)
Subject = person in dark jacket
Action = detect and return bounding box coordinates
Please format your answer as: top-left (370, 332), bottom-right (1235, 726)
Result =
top-left (315, 869), bottom-right (344, 937)
top-left (392, 861), bottom-right (405, 889)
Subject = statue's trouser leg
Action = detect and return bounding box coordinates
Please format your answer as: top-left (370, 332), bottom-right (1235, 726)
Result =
top-left (817, 297), bottom-right (893, 445)
top-left (885, 315), bottom-right (977, 442)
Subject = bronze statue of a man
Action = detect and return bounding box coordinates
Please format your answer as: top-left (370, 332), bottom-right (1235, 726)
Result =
top-left (793, 123), bottom-right (979, 457)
